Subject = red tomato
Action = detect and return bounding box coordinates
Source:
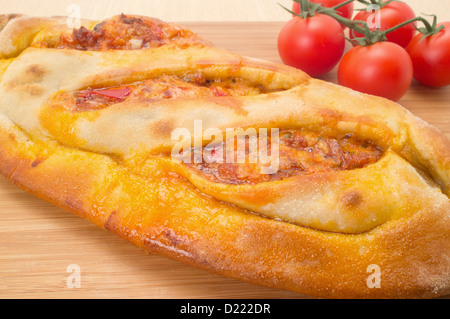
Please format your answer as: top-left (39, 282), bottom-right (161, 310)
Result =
top-left (350, 1), bottom-right (416, 48)
top-left (337, 42), bottom-right (413, 101)
top-left (292, 0), bottom-right (354, 20)
top-left (406, 22), bottom-right (450, 87)
top-left (277, 15), bottom-right (345, 77)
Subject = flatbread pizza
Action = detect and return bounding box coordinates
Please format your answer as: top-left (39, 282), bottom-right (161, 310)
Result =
top-left (0, 14), bottom-right (449, 298)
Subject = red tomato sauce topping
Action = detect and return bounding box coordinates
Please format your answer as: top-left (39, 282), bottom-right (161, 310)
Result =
top-left (184, 130), bottom-right (383, 184)
top-left (72, 74), bottom-right (274, 111)
top-left (39, 14), bottom-right (208, 50)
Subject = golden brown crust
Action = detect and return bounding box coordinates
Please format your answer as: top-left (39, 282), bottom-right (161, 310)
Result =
top-left (0, 14), bottom-right (22, 32)
top-left (0, 14), bottom-right (449, 299)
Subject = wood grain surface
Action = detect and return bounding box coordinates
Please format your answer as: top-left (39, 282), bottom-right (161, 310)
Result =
top-left (1, 0), bottom-right (449, 22)
top-left (0, 20), bottom-right (449, 299)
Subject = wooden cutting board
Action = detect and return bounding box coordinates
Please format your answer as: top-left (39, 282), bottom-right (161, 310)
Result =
top-left (0, 22), bottom-right (449, 299)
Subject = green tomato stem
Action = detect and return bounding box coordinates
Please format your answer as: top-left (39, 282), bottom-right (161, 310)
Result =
top-left (283, 0), bottom-right (443, 46)
top-left (299, 0), bottom-right (311, 18)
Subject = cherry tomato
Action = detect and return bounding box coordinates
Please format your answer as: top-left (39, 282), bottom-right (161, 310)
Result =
top-left (278, 15), bottom-right (345, 77)
top-left (292, 0), bottom-right (354, 20)
top-left (406, 22), bottom-right (450, 87)
top-left (337, 41), bottom-right (413, 101)
top-left (350, 0), bottom-right (416, 48)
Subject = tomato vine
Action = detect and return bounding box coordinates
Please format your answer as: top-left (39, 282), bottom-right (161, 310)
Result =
top-left (282, 0), bottom-right (445, 46)
top-left (278, 0), bottom-right (450, 98)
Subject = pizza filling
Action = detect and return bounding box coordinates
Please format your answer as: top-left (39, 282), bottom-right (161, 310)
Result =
top-left (72, 73), bottom-right (277, 111)
top-left (182, 130), bottom-right (383, 185)
top-left (36, 14), bottom-right (207, 50)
